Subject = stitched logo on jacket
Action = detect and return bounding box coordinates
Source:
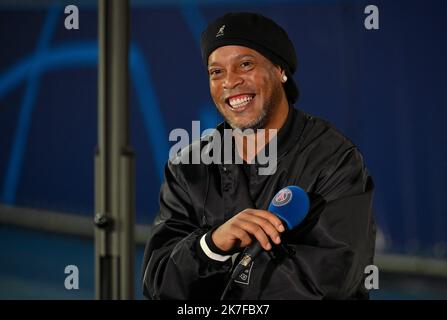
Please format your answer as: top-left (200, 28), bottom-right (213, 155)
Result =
top-left (234, 261), bottom-right (254, 285)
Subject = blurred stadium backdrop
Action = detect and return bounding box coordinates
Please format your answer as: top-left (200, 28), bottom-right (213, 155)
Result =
top-left (0, 0), bottom-right (446, 299)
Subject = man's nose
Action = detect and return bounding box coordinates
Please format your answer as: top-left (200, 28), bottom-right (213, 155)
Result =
top-left (223, 71), bottom-right (243, 89)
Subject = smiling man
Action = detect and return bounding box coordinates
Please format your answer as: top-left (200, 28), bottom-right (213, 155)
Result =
top-left (207, 45), bottom-right (289, 132)
top-left (142, 12), bottom-right (376, 300)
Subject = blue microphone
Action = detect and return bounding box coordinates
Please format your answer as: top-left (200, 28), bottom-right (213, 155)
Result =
top-left (230, 186), bottom-right (310, 279)
top-left (268, 185), bottom-right (310, 230)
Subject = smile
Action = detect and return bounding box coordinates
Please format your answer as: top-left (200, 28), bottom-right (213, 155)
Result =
top-left (226, 94), bottom-right (255, 112)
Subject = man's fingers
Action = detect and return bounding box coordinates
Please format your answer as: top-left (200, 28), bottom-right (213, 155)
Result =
top-left (246, 209), bottom-right (285, 232)
top-left (214, 208), bottom-right (287, 252)
top-left (233, 219), bottom-right (272, 250)
top-left (231, 227), bottom-right (253, 248)
top-left (239, 215), bottom-right (281, 245)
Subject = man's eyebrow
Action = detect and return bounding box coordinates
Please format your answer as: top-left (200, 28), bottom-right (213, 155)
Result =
top-left (233, 54), bottom-right (256, 60)
top-left (208, 54), bottom-right (256, 68)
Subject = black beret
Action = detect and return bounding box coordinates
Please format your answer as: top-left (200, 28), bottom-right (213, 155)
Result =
top-left (200, 12), bottom-right (299, 103)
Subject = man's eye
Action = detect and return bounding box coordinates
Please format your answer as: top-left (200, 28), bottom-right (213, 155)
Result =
top-left (241, 61), bottom-right (253, 68)
top-left (209, 69), bottom-right (221, 76)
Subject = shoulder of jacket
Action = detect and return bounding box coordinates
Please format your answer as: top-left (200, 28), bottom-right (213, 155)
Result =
top-left (300, 111), bottom-right (357, 153)
top-left (167, 132), bottom-right (218, 183)
top-left (169, 122), bottom-right (225, 166)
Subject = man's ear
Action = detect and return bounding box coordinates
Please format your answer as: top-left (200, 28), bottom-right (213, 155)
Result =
top-left (273, 64), bottom-right (283, 75)
top-left (275, 65), bottom-right (288, 83)
top-left (273, 64), bottom-right (286, 81)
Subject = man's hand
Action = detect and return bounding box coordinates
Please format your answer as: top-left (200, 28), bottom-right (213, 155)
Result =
top-left (211, 209), bottom-right (285, 252)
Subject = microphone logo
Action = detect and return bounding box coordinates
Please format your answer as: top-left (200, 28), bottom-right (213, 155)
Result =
top-left (272, 187), bottom-right (293, 206)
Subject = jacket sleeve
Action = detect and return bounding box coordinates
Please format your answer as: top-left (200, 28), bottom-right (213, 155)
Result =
top-left (264, 147), bottom-right (376, 299)
top-left (141, 161), bottom-right (232, 300)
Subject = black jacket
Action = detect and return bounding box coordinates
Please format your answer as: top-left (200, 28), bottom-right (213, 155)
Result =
top-left (142, 107), bottom-right (376, 300)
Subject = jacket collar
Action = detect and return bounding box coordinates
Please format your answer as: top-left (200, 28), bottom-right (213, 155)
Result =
top-left (215, 105), bottom-right (306, 166)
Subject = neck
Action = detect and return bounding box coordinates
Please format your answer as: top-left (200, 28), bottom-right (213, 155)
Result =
top-left (234, 95), bottom-right (289, 163)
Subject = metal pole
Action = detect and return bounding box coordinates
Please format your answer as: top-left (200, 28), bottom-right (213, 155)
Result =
top-left (95, 0), bottom-right (134, 300)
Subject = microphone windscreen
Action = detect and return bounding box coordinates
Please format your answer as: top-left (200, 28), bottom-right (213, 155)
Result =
top-left (268, 186), bottom-right (310, 230)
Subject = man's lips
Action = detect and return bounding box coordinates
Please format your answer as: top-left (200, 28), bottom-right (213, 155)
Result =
top-left (224, 93), bottom-right (256, 111)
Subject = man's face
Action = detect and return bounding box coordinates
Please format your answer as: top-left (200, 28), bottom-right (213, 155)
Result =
top-left (208, 45), bottom-right (285, 130)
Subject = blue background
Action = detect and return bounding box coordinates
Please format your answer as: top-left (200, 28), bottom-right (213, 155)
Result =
top-left (0, 0), bottom-right (446, 299)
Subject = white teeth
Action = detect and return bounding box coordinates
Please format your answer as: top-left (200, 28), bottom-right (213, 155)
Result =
top-left (229, 96), bottom-right (253, 108)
